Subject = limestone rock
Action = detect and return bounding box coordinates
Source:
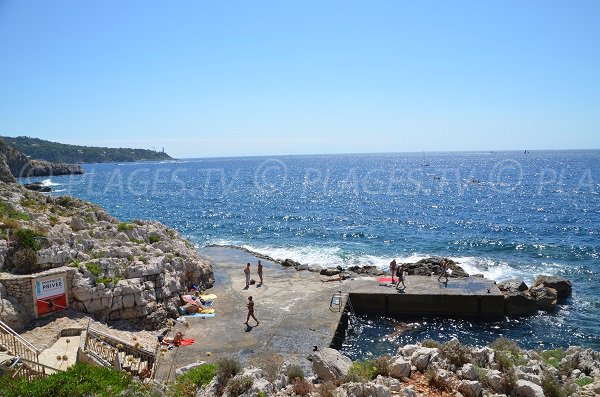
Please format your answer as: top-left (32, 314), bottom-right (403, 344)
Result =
top-left (458, 380), bottom-right (483, 397)
top-left (320, 268), bottom-right (341, 276)
top-left (281, 258), bottom-right (299, 267)
top-left (389, 357), bottom-right (411, 379)
top-left (70, 217), bottom-right (88, 231)
top-left (497, 279), bottom-right (528, 293)
top-left (532, 275), bottom-right (572, 299)
top-left (529, 286), bottom-right (558, 311)
top-left (0, 154), bottom-right (16, 183)
top-left (459, 363), bottom-right (478, 381)
top-left (175, 361), bottom-right (206, 377)
top-left (514, 379), bottom-right (544, 397)
top-left (309, 347), bottom-right (352, 382)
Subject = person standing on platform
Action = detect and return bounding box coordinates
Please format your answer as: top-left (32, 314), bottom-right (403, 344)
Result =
top-left (244, 263), bottom-right (251, 289)
top-left (257, 260), bottom-right (264, 286)
top-left (389, 259), bottom-right (397, 284)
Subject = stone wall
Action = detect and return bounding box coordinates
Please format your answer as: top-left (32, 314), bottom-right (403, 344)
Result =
top-left (0, 267), bottom-right (74, 330)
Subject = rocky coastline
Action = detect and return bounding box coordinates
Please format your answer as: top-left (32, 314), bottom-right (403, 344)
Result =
top-left (0, 138), bottom-right (84, 182)
top-left (0, 182), bottom-right (214, 331)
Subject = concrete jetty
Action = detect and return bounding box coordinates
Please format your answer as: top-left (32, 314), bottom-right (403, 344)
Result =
top-left (348, 276), bottom-right (504, 318)
top-left (155, 248), bottom-right (504, 379)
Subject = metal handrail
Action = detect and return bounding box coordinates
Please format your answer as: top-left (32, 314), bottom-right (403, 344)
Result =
top-left (0, 319), bottom-right (41, 362)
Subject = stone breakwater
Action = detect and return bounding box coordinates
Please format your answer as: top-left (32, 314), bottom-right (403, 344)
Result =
top-left (0, 182), bottom-right (214, 330)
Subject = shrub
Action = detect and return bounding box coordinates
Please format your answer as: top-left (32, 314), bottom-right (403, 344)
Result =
top-left (13, 228), bottom-right (43, 251)
top-left (473, 366), bottom-right (492, 389)
top-left (170, 363), bottom-right (217, 397)
top-left (86, 262), bottom-right (103, 277)
top-left (421, 339), bottom-right (441, 348)
top-left (227, 376), bottom-right (253, 397)
top-left (0, 363), bottom-right (147, 397)
top-left (373, 355), bottom-right (392, 377)
top-left (490, 337), bottom-right (526, 370)
top-left (67, 258), bottom-right (81, 268)
top-left (250, 354), bottom-right (284, 382)
top-left (440, 339), bottom-right (471, 367)
top-left (148, 234), bottom-right (161, 244)
top-left (0, 218), bottom-right (21, 229)
top-left (541, 348), bottom-right (567, 369)
top-left (341, 370), bottom-right (364, 384)
top-left (318, 381), bottom-right (337, 397)
top-left (500, 368), bottom-right (517, 394)
top-left (56, 196), bottom-right (78, 208)
top-left (540, 370), bottom-right (575, 397)
top-left (0, 202), bottom-right (29, 221)
top-left (117, 222), bottom-right (135, 232)
top-left (20, 198), bottom-right (38, 208)
top-left (286, 364), bottom-right (305, 382)
top-left (575, 376), bottom-right (593, 387)
top-left (292, 379), bottom-right (313, 396)
top-left (558, 354), bottom-right (579, 378)
top-left (12, 247), bottom-right (38, 274)
top-left (344, 360), bottom-right (377, 382)
top-left (48, 215), bottom-right (59, 225)
top-left (216, 357), bottom-right (241, 392)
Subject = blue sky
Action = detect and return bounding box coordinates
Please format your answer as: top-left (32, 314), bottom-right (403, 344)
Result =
top-left (0, 1), bottom-right (599, 158)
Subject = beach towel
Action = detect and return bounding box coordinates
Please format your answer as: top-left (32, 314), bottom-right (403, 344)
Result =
top-left (184, 312), bottom-right (215, 319)
top-left (200, 308), bottom-right (215, 314)
top-left (177, 338), bottom-right (195, 346)
top-left (200, 294), bottom-right (217, 300)
top-left (377, 277), bottom-right (394, 282)
top-left (181, 294), bottom-right (202, 306)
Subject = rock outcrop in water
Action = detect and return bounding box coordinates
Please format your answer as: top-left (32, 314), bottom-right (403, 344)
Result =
top-left (0, 182), bottom-right (214, 330)
top-left (498, 276), bottom-right (571, 315)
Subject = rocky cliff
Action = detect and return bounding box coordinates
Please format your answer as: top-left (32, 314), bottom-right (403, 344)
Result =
top-left (0, 182), bottom-right (214, 330)
top-left (0, 138), bottom-right (84, 179)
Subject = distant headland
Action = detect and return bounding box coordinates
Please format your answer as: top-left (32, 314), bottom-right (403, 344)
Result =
top-left (1, 135), bottom-right (174, 164)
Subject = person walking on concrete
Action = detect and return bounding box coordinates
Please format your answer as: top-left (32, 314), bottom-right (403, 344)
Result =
top-left (257, 260), bottom-right (263, 286)
top-left (244, 263), bottom-right (251, 289)
top-left (244, 296), bottom-right (259, 326)
top-left (396, 264), bottom-right (406, 289)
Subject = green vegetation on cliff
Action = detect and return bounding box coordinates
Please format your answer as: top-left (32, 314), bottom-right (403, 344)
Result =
top-left (2, 136), bottom-right (174, 163)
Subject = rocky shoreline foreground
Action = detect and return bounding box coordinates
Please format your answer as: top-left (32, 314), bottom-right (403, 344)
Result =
top-left (180, 340), bottom-right (600, 397)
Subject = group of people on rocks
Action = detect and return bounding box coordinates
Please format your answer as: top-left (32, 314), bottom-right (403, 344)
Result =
top-left (389, 258), bottom-right (451, 289)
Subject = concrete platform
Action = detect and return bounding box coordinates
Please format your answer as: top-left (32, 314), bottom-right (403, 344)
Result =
top-left (348, 276), bottom-right (504, 318)
top-left (155, 248), bottom-right (504, 380)
top-left (155, 247), bottom-right (355, 380)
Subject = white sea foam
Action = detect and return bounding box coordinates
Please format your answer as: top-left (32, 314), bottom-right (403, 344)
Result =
top-left (40, 178), bottom-right (61, 187)
top-left (210, 241), bottom-right (555, 283)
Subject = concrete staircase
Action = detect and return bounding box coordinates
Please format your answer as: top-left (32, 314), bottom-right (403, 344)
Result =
top-left (0, 319), bottom-right (60, 380)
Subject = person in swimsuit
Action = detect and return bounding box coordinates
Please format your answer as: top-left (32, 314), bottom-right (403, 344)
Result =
top-left (257, 260), bottom-right (263, 285)
top-left (389, 259), bottom-right (397, 284)
top-left (396, 264), bottom-right (406, 289)
top-left (244, 263), bottom-right (251, 289)
top-left (244, 296), bottom-right (259, 326)
top-left (438, 259), bottom-right (449, 283)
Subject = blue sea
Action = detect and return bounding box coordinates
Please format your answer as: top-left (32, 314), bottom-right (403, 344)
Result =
top-left (25, 150), bottom-right (600, 356)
